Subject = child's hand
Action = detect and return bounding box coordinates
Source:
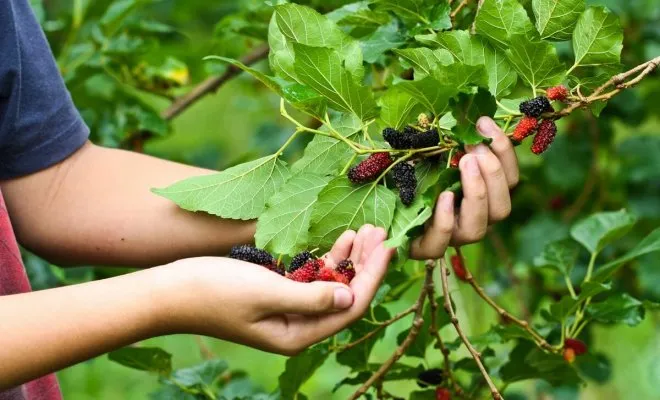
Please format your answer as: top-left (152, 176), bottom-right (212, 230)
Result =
top-left (410, 117), bottom-right (519, 259)
top-left (156, 226), bottom-right (394, 355)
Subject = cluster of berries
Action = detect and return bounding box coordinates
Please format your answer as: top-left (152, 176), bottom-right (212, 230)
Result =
top-left (513, 85), bottom-right (568, 154)
top-left (229, 246), bottom-right (355, 285)
top-left (383, 126), bottom-right (440, 150)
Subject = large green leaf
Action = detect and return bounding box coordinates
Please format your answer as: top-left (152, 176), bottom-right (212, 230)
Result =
top-left (593, 227), bottom-right (660, 282)
top-left (385, 202), bottom-right (432, 249)
top-left (586, 293), bottom-right (645, 326)
top-left (397, 77), bottom-right (457, 116)
top-left (152, 156), bottom-right (290, 220)
top-left (393, 48), bottom-right (454, 78)
top-left (379, 87), bottom-right (426, 130)
top-left (534, 239), bottom-right (580, 276)
top-left (256, 173), bottom-right (331, 256)
top-left (532, 0), bottom-right (585, 41)
top-left (360, 20), bottom-right (407, 63)
top-left (108, 347), bottom-right (172, 375)
top-left (432, 63), bottom-right (488, 93)
top-left (309, 177), bottom-right (397, 251)
top-left (570, 210), bottom-right (637, 254)
top-left (268, 15), bottom-right (297, 82)
top-left (100, 0), bottom-right (143, 36)
top-left (474, 0), bottom-right (536, 48)
top-left (279, 346), bottom-right (330, 400)
top-left (374, 0), bottom-right (450, 30)
top-left (292, 44), bottom-right (378, 121)
top-left (506, 35), bottom-right (566, 91)
top-left (571, 6), bottom-right (623, 70)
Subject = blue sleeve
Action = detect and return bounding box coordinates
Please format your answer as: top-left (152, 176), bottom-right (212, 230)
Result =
top-left (0, 0), bottom-right (89, 180)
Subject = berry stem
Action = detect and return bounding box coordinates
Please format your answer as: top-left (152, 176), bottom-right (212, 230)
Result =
top-left (340, 153), bottom-right (358, 175)
top-left (564, 275), bottom-right (578, 300)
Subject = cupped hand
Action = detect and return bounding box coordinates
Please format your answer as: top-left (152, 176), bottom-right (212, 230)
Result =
top-left (410, 116), bottom-right (519, 259)
top-left (158, 226), bottom-right (394, 355)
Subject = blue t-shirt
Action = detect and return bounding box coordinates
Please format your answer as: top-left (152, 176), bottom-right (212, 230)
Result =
top-left (0, 0), bottom-right (89, 179)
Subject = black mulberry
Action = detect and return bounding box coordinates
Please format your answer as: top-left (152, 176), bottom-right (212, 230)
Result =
top-left (519, 96), bottom-right (552, 118)
top-left (410, 128), bottom-right (440, 149)
top-left (417, 368), bottom-right (445, 387)
top-left (229, 245), bottom-right (274, 266)
top-left (391, 163), bottom-right (417, 206)
top-left (383, 128), bottom-right (412, 149)
top-left (290, 251), bottom-right (315, 273)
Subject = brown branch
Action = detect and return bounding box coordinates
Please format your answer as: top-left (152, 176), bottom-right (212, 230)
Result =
top-left (546, 56), bottom-right (660, 120)
top-left (336, 305), bottom-right (418, 352)
top-left (451, 0), bottom-right (471, 20)
top-left (160, 45), bottom-right (270, 121)
top-left (349, 267), bottom-right (433, 400)
top-left (425, 260), bottom-right (464, 397)
top-left (440, 259), bottom-right (502, 400)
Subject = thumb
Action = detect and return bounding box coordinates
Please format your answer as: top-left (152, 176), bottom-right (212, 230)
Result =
top-left (269, 280), bottom-right (354, 315)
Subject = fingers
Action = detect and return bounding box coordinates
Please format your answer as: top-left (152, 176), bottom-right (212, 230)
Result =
top-left (410, 192), bottom-right (455, 259)
top-left (327, 230), bottom-right (356, 264)
top-left (359, 227), bottom-right (388, 268)
top-left (465, 143), bottom-right (511, 223)
top-left (476, 117), bottom-right (519, 188)
top-left (452, 154), bottom-right (489, 245)
top-left (350, 224), bottom-right (374, 265)
top-left (267, 280), bottom-right (354, 315)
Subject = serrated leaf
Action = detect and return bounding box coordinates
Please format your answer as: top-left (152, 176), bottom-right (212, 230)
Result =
top-left (397, 77), bottom-right (457, 116)
top-left (452, 89), bottom-right (497, 144)
top-left (570, 210), bottom-right (637, 254)
top-left (309, 177), bottom-right (397, 251)
top-left (256, 173), bottom-right (332, 255)
top-left (587, 293), bottom-right (645, 326)
top-left (108, 347), bottom-right (172, 375)
top-left (268, 15), bottom-right (297, 82)
top-left (534, 239), bottom-right (580, 276)
top-left (432, 63), bottom-right (488, 94)
top-left (593, 227), bottom-right (660, 282)
top-left (152, 156), bottom-right (290, 220)
top-left (385, 205), bottom-right (432, 249)
top-left (571, 6), bottom-right (623, 70)
top-left (293, 44), bottom-right (377, 121)
top-left (506, 35), bottom-right (566, 90)
top-left (279, 346), bottom-right (329, 400)
top-left (533, 0), bottom-right (585, 41)
top-left (415, 160), bottom-right (443, 195)
top-left (475, 0), bottom-right (536, 48)
top-left (169, 360), bottom-right (228, 388)
top-left (437, 112), bottom-right (457, 131)
top-left (549, 295), bottom-right (577, 321)
top-left (379, 87), bottom-right (426, 130)
top-left (394, 47), bottom-right (454, 78)
top-left (360, 20), bottom-right (407, 63)
top-left (374, 0), bottom-right (449, 30)
top-left (578, 281), bottom-right (611, 301)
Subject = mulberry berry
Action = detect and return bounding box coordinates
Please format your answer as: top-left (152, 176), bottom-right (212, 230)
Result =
top-left (564, 338), bottom-right (587, 355)
top-left (288, 259), bottom-right (324, 283)
top-left (417, 368), bottom-right (444, 388)
top-left (265, 261), bottom-right (286, 276)
top-left (391, 163), bottom-right (417, 206)
top-left (519, 96), bottom-right (551, 118)
top-left (531, 119), bottom-right (557, 155)
top-left (383, 128), bottom-right (412, 150)
top-left (563, 348), bottom-right (576, 363)
top-left (449, 151), bottom-right (465, 168)
top-left (511, 116), bottom-right (538, 142)
top-left (317, 267), bottom-right (337, 282)
top-left (451, 254), bottom-right (468, 282)
top-left (410, 128), bottom-right (440, 149)
top-left (289, 251), bottom-right (315, 273)
top-left (547, 85), bottom-right (569, 101)
top-left (348, 152), bottom-right (393, 184)
top-left (229, 245), bottom-right (274, 266)
top-left (435, 388), bottom-right (451, 400)
top-left (336, 259), bottom-right (356, 282)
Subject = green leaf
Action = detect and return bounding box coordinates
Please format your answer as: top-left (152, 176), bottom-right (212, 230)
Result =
top-left (256, 173), bottom-right (332, 256)
top-left (374, 0), bottom-right (449, 30)
top-left (593, 227), bottom-right (660, 282)
top-left (578, 281), bottom-right (611, 301)
top-left (169, 360), bottom-right (228, 388)
top-left (422, 168), bottom-right (461, 207)
top-left (101, 0), bottom-right (143, 36)
top-left (587, 293), bottom-right (645, 326)
top-left (506, 35), bottom-right (566, 91)
top-left (409, 390), bottom-right (436, 400)
top-left (379, 88), bottom-right (425, 130)
top-left (360, 20), bottom-right (407, 63)
top-left (279, 346), bottom-right (330, 400)
top-left (437, 112), bottom-right (457, 131)
top-left (292, 44), bottom-right (378, 121)
top-left (268, 15), bottom-right (297, 82)
top-left (532, 0), bottom-right (585, 41)
top-left (394, 48), bottom-right (454, 78)
top-left (291, 115), bottom-right (362, 175)
top-left (152, 156), bottom-right (290, 220)
top-left (149, 384), bottom-right (199, 400)
top-left (475, 0), bottom-right (536, 48)
top-left (577, 353), bottom-right (612, 384)
top-left (549, 295), bottom-right (577, 321)
top-left (501, 342), bottom-right (582, 386)
top-left (108, 347), bottom-right (172, 375)
top-left (534, 239), bottom-right (580, 275)
top-left (570, 210), bottom-right (637, 254)
top-left (275, 3), bottom-right (363, 81)
top-left (385, 204), bottom-right (433, 249)
top-left (451, 90), bottom-right (497, 144)
top-left (571, 7), bottom-right (623, 70)
top-left (431, 63), bottom-right (488, 94)
top-left (337, 307), bottom-right (390, 370)
top-left (397, 77), bottom-right (457, 116)
top-left (309, 177), bottom-right (397, 251)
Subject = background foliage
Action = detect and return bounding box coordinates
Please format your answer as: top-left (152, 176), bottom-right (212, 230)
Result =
top-left (25, 0), bottom-right (660, 399)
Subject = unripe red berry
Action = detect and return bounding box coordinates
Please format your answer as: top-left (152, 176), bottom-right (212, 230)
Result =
top-left (450, 254), bottom-right (468, 282)
top-left (317, 266), bottom-right (337, 282)
top-left (547, 85), bottom-right (569, 101)
top-left (512, 116), bottom-right (538, 142)
top-left (563, 348), bottom-right (576, 363)
top-left (531, 120), bottom-right (557, 155)
top-left (435, 387), bottom-right (451, 400)
top-left (288, 259), bottom-right (324, 282)
top-left (348, 152), bottom-right (393, 184)
top-left (564, 338), bottom-right (587, 355)
top-left (449, 151), bottom-right (465, 168)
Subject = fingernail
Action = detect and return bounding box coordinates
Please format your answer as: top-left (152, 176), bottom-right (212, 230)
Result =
top-left (477, 117), bottom-right (499, 138)
top-left (439, 192), bottom-right (454, 212)
top-left (463, 155), bottom-right (480, 176)
top-left (334, 287), bottom-right (353, 309)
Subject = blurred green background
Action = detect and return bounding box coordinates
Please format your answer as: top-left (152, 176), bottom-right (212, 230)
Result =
top-left (22, 0), bottom-right (660, 398)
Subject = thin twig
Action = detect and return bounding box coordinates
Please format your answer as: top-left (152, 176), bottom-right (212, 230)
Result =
top-left (160, 45), bottom-right (270, 121)
top-left (336, 305), bottom-right (418, 352)
top-left (451, 0), bottom-right (471, 20)
top-left (349, 267), bottom-right (433, 400)
top-left (440, 259), bottom-right (502, 400)
top-left (425, 260), bottom-right (464, 397)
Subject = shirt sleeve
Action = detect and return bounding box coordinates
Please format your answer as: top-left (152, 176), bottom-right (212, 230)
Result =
top-left (0, 0), bottom-right (89, 180)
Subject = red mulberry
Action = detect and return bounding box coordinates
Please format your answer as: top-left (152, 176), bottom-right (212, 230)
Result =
top-left (564, 338), bottom-right (587, 355)
top-left (449, 151), bottom-right (465, 168)
top-left (229, 245), bottom-right (274, 266)
top-left (512, 116), bottom-right (538, 142)
top-left (289, 251), bottom-right (315, 273)
top-left (531, 120), bottom-right (557, 155)
top-left (519, 96), bottom-right (551, 118)
top-left (547, 85), bottom-right (569, 101)
top-left (288, 259), bottom-right (324, 283)
top-left (348, 152), bottom-right (393, 184)
top-left (451, 254), bottom-right (468, 282)
top-left (435, 388), bottom-right (451, 400)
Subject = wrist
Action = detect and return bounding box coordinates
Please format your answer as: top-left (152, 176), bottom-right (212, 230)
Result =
top-left (145, 262), bottom-right (198, 336)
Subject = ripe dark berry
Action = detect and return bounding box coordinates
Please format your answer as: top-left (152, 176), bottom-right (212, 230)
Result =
top-left (531, 119), bottom-right (557, 155)
top-left (383, 127), bottom-right (412, 149)
top-left (288, 259), bottom-right (324, 283)
top-left (391, 163), bottom-right (417, 206)
top-left (451, 254), bottom-right (468, 282)
top-left (547, 85), bottom-right (569, 101)
top-left (410, 128), bottom-right (440, 149)
top-left (336, 259), bottom-right (356, 282)
top-left (229, 245), bottom-right (274, 266)
top-left (519, 96), bottom-right (551, 118)
top-left (417, 368), bottom-right (444, 388)
top-left (449, 151), bottom-right (465, 168)
top-left (348, 152), bottom-right (393, 184)
top-left (435, 388), bottom-right (451, 400)
top-left (289, 251), bottom-right (315, 273)
top-left (512, 116), bottom-right (538, 142)
top-left (266, 261), bottom-right (286, 276)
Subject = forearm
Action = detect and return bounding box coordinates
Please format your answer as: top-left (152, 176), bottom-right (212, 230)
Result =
top-left (0, 267), bottom-right (172, 389)
top-left (0, 142), bottom-right (255, 266)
